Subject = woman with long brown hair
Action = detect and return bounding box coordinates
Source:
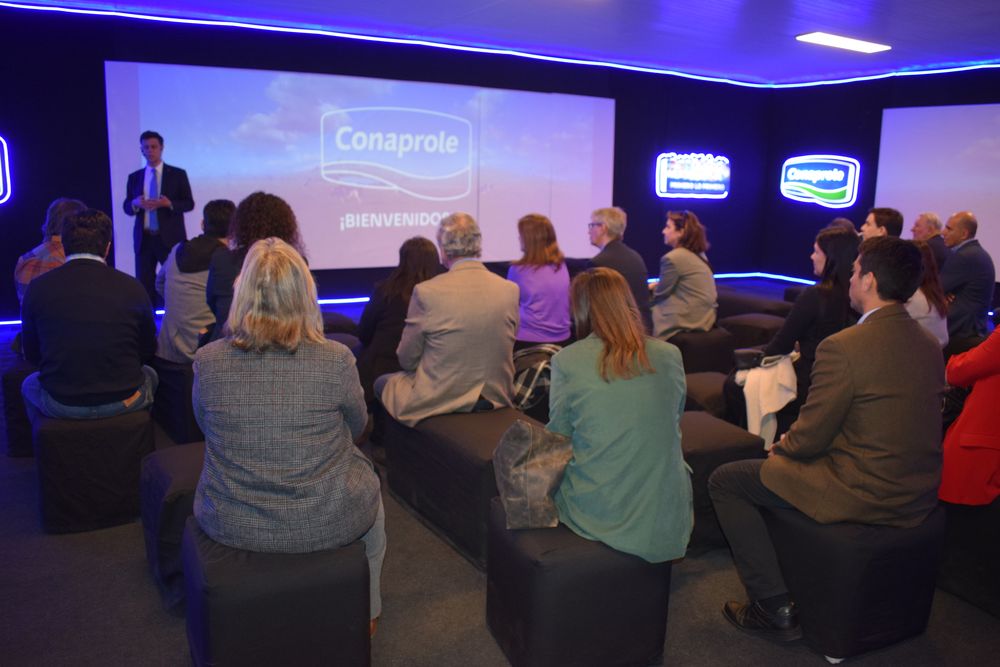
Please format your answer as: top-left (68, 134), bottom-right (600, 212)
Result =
top-left (905, 240), bottom-right (949, 347)
top-left (357, 236), bottom-right (443, 403)
top-left (650, 210), bottom-right (718, 339)
top-left (548, 267), bottom-right (693, 562)
top-left (506, 213), bottom-right (571, 349)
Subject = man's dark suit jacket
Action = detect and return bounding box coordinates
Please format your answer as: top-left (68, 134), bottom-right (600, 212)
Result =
top-left (122, 163), bottom-right (195, 252)
top-left (939, 239), bottom-right (996, 339)
top-left (761, 304), bottom-right (943, 529)
top-left (926, 234), bottom-right (950, 272)
top-left (588, 239), bottom-right (652, 331)
top-left (20, 259), bottom-right (157, 406)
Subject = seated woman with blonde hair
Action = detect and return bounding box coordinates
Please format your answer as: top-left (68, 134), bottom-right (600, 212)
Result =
top-left (193, 237), bottom-right (385, 631)
top-left (506, 213), bottom-right (572, 350)
top-left (650, 210), bottom-right (718, 340)
top-left (549, 267), bottom-right (693, 562)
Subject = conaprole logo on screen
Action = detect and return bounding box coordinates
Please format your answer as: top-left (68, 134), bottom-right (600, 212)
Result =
top-left (321, 107), bottom-right (472, 202)
top-left (655, 152), bottom-right (730, 199)
top-left (779, 155), bottom-right (860, 209)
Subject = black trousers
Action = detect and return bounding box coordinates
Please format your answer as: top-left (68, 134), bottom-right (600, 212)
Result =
top-left (708, 459), bottom-right (795, 601)
top-left (136, 231), bottom-right (172, 307)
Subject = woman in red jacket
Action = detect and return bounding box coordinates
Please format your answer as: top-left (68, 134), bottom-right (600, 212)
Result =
top-left (939, 328), bottom-right (1000, 505)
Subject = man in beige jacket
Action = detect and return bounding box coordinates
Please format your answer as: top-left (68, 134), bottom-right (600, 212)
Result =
top-left (377, 213), bottom-right (519, 427)
top-left (708, 237), bottom-right (943, 643)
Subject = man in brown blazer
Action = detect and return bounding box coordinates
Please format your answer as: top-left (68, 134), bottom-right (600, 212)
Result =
top-left (709, 237), bottom-right (944, 643)
top-left (377, 212), bottom-right (519, 427)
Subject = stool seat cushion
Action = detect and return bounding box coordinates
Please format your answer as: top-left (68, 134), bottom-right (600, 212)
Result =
top-left (763, 505), bottom-right (946, 659)
top-left (140, 442), bottom-right (205, 609)
top-left (486, 499), bottom-right (671, 667)
top-left (182, 517), bottom-right (370, 666)
top-left (680, 412), bottom-right (764, 552)
top-left (33, 409), bottom-right (155, 533)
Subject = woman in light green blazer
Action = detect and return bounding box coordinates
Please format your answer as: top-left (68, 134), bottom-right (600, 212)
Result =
top-left (549, 268), bottom-right (693, 562)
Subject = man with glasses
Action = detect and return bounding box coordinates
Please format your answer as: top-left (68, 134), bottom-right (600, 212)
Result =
top-left (587, 207), bottom-right (651, 332)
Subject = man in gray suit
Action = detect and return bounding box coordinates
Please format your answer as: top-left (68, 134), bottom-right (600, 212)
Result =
top-left (378, 213), bottom-right (519, 427)
top-left (708, 237), bottom-right (943, 643)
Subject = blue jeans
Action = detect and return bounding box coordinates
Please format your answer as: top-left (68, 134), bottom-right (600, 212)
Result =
top-left (362, 495), bottom-right (387, 619)
top-left (21, 366), bottom-right (159, 422)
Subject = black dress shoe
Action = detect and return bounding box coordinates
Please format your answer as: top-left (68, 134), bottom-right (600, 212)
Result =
top-left (722, 600), bottom-right (803, 643)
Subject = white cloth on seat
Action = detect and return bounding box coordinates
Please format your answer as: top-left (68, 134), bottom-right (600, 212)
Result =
top-left (736, 354), bottom-right (797, 448)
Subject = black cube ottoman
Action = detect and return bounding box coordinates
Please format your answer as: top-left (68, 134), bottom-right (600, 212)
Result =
top-left (670, 327), bottom-right (736, 374)
top-left (150, 356), bottom-right (203, 444)
top-left (140, 442), bottom-right (205, 609)
top-left (182, 518), bottom-right (370, 667)
top-left (486, 499), bottom-right (672, 667)
top-left (684, 372), bottom-right (728, 418)
top-left (2, 358), bottom-right (37, 457)
top-left (717, 313), bottom-right (786, 349)
top-left (762, 505), bottom-right (946, 660)
top-left (380, 407), bottom-right (541, 567)
top-left (937, 498), bottom-right (1000, 618)
top-left (33, 409), bottom-right (155, 533)
top-left (680, 411), bottom-right (764, 552)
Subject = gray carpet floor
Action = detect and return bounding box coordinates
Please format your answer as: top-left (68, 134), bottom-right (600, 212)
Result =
top-left (2, 325), bottom-right (999, 666)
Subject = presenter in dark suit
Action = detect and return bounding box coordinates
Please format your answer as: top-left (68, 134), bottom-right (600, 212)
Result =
top-left (122, 130), bottom-right (194, 305)
top-left (708, 237), bottom-right (943, 643)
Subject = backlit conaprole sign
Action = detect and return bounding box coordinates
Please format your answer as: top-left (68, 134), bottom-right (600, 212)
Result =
top-left (0, 135), bottom-right (10, 205)
top-left (655, 152), bottom-right (730, 199)
top-left (779, 154), bottom-right (860, 209)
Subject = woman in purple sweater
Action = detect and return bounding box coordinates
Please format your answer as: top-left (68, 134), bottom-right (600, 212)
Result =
top-left (506, 214), bottom-right (572, 350)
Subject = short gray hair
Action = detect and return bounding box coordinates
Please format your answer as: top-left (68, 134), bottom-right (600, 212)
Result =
top-left (917, 212), bottom-right (942, 232)
top-left (43, 197), bottom-right (86, 239)
top-left (591, 207), bottom-right (627, 240)
top-left (437, 212), bottom-right (482, 259)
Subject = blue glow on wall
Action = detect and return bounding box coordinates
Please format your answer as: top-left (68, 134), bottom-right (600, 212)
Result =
top-left (779, 155), bottom-right (860, 209)
top-left (655, 152), bottom-right (730, 199)
top-left (0, 134), bottom-right (11, 204)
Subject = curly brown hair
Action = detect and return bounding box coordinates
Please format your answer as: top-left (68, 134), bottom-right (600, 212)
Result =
top-left (231, 192), bottom-right (304, 256)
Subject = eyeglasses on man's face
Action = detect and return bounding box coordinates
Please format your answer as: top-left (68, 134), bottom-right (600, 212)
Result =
top-left (587, 222), bottom-right (604, 228)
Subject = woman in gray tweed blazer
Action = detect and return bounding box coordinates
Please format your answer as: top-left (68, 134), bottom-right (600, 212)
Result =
top-left (193, 237), bottom-right (385, 625)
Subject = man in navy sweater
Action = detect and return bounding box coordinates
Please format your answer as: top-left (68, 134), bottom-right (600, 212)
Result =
top-left (20, 209), bottom-right (158, 421)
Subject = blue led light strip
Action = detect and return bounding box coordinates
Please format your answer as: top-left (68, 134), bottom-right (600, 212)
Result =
top-left (0, 134), bottom-right (11, 205)
top-left (2, 2), bottom-right (1000, 89)
top-left (714, 272), bottom-right (817, 285)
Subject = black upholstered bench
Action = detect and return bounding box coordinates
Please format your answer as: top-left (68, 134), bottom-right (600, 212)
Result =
top-left (140, 441), bottom-right (205, 609)
top-left (680, 411), bottom-right (764, 552)
top-left (486, 498), bottom-right (672, 667)
top-left (33, 409), bottom-right (155, 533)
top-left (937, 498), bottom-right (1000, 619)
top-left (670, 326), bottom-right (736, 374)
top-left (2, 358), bottom-right (36, 457)
top-left (717, 312), bottom-right (785, 349)
top-left (378, 407), bottom-right (541, 567)
top-left (716, 284), bottom-right (794, 319)
top-left (762, 505), bottom-right (946, 660)
top-left (182, 518), bottom-right (370, 666)
top-left (150, 356), bottom-right (203, 444)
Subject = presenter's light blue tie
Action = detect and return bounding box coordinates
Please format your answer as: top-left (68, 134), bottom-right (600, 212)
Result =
top-left (148, 170), bottom-right (159, 233)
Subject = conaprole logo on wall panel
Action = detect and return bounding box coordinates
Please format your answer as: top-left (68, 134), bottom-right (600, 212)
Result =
top-left (0, 135), bottom-right (10, 205)
top-left (779, 155), bottom-right (860, 209)
top-left (321, 107), bottom-right (472, 202)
